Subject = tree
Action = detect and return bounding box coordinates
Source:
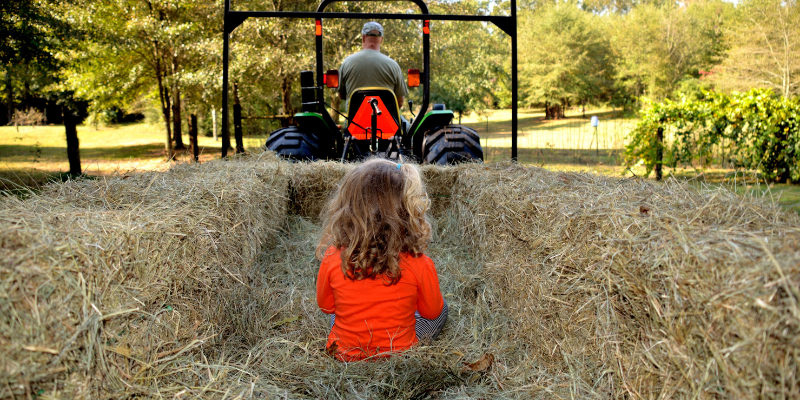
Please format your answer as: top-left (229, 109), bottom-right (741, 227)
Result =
top-left (1, 0), bottom-right (71, 123)
top-left (63, 0), bottom-right (221, 160)
top-left (520, 4), bottom-right (615, 118)
top-left (2, 0), bottom-right (86, 176)
top-left (713, 0), bottom-right (799, 98)
top-left (426, 0), bottom-right (510, 120)
top-left (608, 0), bottom-right (732, 102)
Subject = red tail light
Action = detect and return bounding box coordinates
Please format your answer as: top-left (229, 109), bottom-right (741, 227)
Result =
top-left (407, 69), bottom-right (420, 87)
top-left (325, 69), bottom-right (339, 88)
top-left (423, 20), bottom-right (430, 35)
top-left (315, 20), bottom-right (322, 36)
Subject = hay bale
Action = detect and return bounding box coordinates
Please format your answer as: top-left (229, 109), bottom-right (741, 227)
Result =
top-left (445, 163), bottom-right (800, 398)
top-left (286, 161), bottom-right (353, 219)
top-left (0, 154), bottom-right (288, 398)
top-left (2, 154), bottom-right (799, 398)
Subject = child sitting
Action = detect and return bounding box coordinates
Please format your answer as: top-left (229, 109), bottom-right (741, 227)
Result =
top-left (316, 159), bottom-right (448, 361)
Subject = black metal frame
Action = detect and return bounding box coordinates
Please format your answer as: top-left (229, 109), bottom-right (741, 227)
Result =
top-left (221, 0), bottom-right (518, 160)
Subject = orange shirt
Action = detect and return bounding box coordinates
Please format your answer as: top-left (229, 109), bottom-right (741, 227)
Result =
top-left (316, 247), bottom-right (444, 361)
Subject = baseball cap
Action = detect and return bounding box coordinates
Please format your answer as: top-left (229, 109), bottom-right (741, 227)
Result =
top-left (362, 21), bottom-right (384, 36)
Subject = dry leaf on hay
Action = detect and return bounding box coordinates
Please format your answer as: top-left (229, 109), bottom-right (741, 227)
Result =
top-left (326, 341), bottom-right (339, 357)
top-left (462, 353), bottom-right (494, 372)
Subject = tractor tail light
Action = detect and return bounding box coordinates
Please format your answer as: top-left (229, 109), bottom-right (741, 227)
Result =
top-left (315, 20), bottom-right (322, 36)
top-left (408, 69), bottom-right (420, 87)
top-left (325, 69), bottom-right (339, 88)
top-left (423, 20), bottom-right (430, 35)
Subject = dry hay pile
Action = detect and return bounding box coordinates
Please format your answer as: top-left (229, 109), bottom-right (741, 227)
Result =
top-left (0, 154), bottom-right (288, 397)
top-left (429, 163), bottom-right (800, 398)
top-left (1, 154), bottom-right (799, 399)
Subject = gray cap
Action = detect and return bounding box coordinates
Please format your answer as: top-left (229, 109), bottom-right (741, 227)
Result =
top-left (361, 21), bottom-right (384, 36)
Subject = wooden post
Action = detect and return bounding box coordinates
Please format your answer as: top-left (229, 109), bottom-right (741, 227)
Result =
top-left (655, 126), bottom-right (664, 181)
top-left (63, 107), bottom-right (81, 176)
top-left (233, 82), bottom-right (244, 154)
top-left (190, 114), bottom-right (199, 162)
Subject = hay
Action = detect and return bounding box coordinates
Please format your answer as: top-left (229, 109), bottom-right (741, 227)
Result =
top-left (0, 153), bottom-right (288, 398)
top-left (440, 162), bottom-right (800, 398)
top-left (1, 153), bottom-right (799, 398)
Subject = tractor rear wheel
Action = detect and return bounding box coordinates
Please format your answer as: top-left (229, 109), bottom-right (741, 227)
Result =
top-left (422, 125), bottom-right (484, 165)
top-left (265, 126), bottom-right (323, 161)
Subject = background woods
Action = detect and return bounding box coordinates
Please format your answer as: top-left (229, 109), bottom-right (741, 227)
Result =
top-left (1, 0), bottom-right (799, 176)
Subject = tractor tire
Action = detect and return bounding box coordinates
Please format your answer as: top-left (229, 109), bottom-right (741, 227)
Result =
top-left (265, 126), bottom-right (323, 161)
top-left (422, 125), bottom-right (484, 165)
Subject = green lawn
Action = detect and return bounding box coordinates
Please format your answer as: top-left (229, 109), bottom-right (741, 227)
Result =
top-left (2, 110), bottom-right (798, 215)
top-left (0, 123), bottom-right (268, 187)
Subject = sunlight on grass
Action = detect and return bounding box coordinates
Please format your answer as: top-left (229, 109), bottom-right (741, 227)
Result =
top-left (0, 124), bottom-right (268, 185)
top-left (2, 118), bottom-right (797, 215)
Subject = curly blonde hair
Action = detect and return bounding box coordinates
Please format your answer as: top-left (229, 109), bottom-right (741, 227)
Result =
top-left (316, 158), bottom-right (431, 285)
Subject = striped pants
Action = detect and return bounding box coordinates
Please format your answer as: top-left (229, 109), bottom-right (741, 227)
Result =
top-left (329, 300), bottom-right (449, 341)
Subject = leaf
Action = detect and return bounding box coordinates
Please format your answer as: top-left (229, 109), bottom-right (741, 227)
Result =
top-left (462, 353), bottom-right (494, 372)
top-left (326, 341), bottom-right (339, 357)
top-left (271, 315), bottom-right (302, 329)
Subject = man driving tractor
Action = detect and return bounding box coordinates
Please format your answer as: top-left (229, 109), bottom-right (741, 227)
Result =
top-left (338, 21), bottom-right (408, 112)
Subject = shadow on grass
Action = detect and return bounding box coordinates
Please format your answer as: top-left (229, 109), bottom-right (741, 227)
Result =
top-left (485, 147), bottom-right (624, 165)
top-left (464, 109), bottom-right (631, 136)
top-left (0, 143), bottom-right (170, 160)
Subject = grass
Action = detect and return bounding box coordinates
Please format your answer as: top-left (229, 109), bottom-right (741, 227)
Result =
top-left (0, 123), bottom-right (268, 187)
top-left (2, 108), bottom-right (799, 215)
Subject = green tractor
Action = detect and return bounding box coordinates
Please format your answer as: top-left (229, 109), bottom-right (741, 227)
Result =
top-left (220, 0), bottom-right (520, 163)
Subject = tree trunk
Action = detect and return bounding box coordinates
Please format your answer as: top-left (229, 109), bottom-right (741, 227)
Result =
top-left (190, 114), bottom-right (199, 162)
top-left (172, 55), bottom-right (185, 150)
top-left (233, 81), bottom-right (244, 154)
top-left (281, 74), bottom-right (293, 117)
top-left (154, 47), bottom-right (172, 160)
top-left (655, 126), bottom-right (664, 181)
top-left (331, 92), bottom-right (341, 124)
top-left (545, 102), bottom-right (551, 120)
top-left (173, 85), bottom-right (185, 150)
top-left (4, 70), bottom-right (12, 124)
top-left (63, 106), bottom-right (81, 176)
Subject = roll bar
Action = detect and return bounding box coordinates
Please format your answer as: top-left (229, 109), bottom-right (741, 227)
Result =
top-left (221, 0), bottom-right (518, 160)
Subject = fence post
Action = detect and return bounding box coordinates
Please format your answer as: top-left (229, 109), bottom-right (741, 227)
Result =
top-left (63, 107), bottom-right (81, 176)
top-left (233, 82), bottom-right (244, 154)
top-left (190, 114), bottom-right (199, 162)
top-left (655, 126), bottom-right (663, 181)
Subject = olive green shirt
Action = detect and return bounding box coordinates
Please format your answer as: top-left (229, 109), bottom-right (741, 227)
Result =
top-left (338, 49), bottom-right (408, 112)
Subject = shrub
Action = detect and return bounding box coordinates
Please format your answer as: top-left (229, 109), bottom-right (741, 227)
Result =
top-left (625, 89), bottom-right (800, 182)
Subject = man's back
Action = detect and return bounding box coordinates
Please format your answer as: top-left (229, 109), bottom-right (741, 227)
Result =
top-left (339, 49), bottom-right (407, 111)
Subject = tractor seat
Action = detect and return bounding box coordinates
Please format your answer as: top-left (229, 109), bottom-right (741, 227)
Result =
top-left (345, 87), bottom-right (401, 141)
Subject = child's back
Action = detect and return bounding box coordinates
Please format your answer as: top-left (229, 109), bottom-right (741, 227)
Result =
top-left (317, 248), bottom-right (443, 360)
top-left (315, 159), bottom-right (447, 361)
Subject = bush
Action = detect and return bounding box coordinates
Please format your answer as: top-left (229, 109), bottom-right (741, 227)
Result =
top-left (625, 89), bottom-right (800, 182)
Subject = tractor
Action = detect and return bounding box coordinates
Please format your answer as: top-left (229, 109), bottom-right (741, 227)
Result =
top-left (220, 0), bottom-right (520, 163)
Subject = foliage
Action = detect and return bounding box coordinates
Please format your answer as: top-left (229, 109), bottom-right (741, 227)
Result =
top-left (607, 0), bottom-right (732, 101)
top-left (519, 4), bottom-right (615, 111)
top-left (712, 0), bottom-right (800, 98)
top-left (425, 0), bottom-right (509, 117)
top-left (625, 89), bottom-right (800, 182)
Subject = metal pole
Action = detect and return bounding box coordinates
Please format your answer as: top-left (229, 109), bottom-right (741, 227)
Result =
top-left (510, 0), bottom-right (518, 161)
top-left (221, 0), bottom-right (231, 158)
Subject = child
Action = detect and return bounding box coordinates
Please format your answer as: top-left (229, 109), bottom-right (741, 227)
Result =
top-left (316, 159), bottom-right (448, 361)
